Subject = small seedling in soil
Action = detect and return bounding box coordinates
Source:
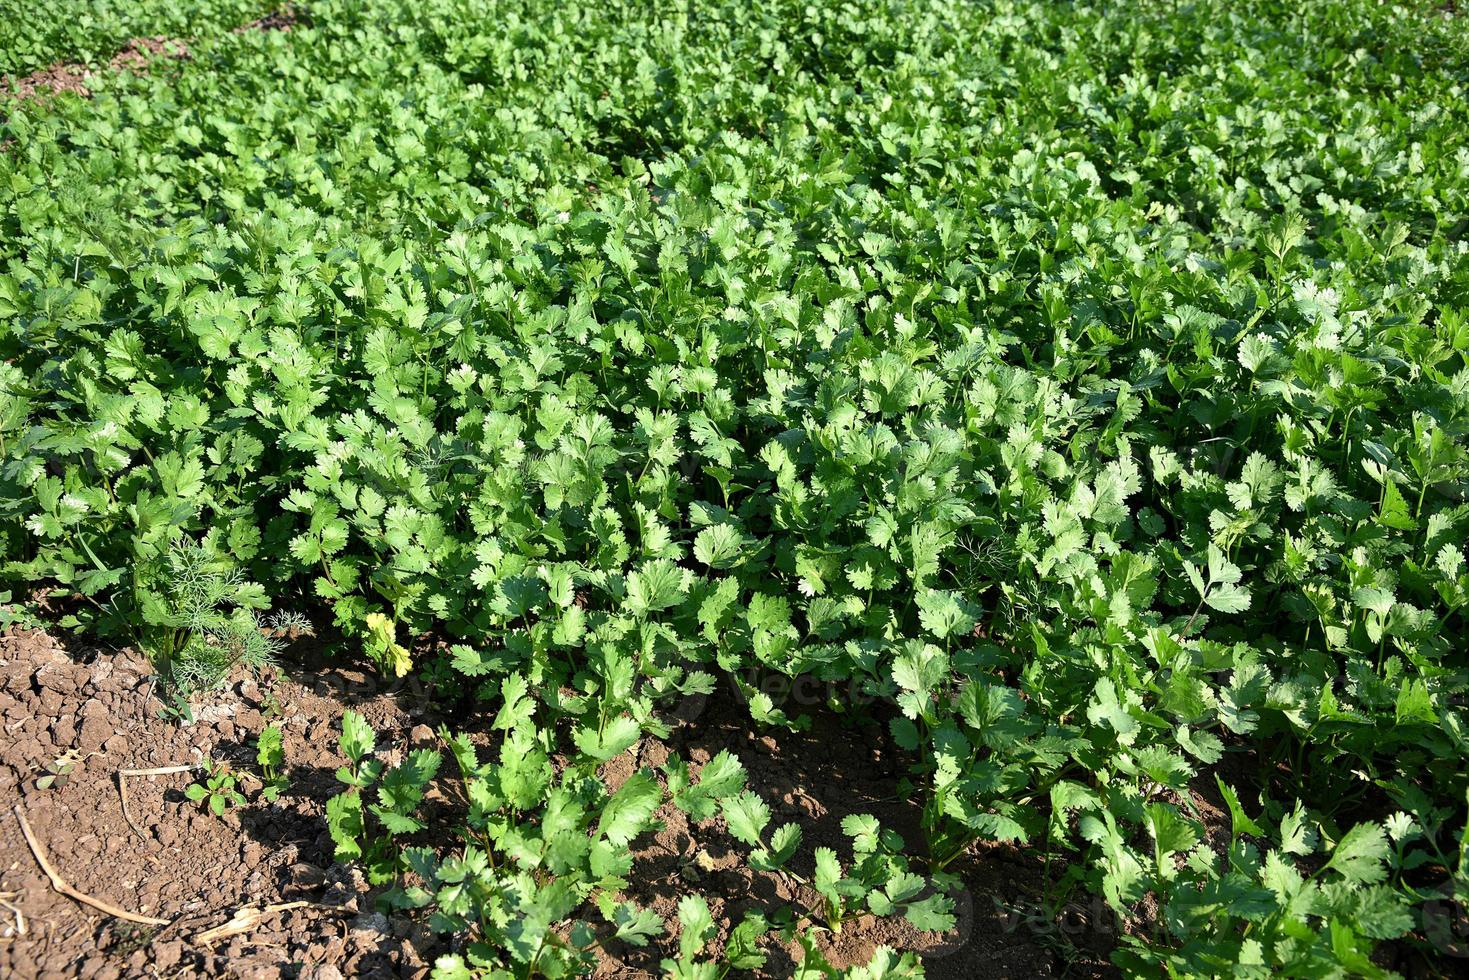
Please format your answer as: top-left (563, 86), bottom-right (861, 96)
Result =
top-left (35, 749), bottom-right (87, 790)
top-left (660, 896), bottom-right (772, 977)
top-left (813, 816), bottom-right (956, 935)
top-left (186, 758), bottom-right (246, 816)
top-left (256, 723), bottom-right (287, 802)
top-left (156, 691), bottom-right (195, 726)
top-left (326, 710), bottom-right (438, 885)
top-left (107, 921), bottom-right (157, 957)
top-left (792, 935), bottom-right (925, 979)
top-left (259, 686), bottom-right (283, 721)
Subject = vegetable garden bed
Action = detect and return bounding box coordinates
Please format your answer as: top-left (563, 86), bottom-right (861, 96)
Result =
top-left (2, 0), bottom-right (1468, 976)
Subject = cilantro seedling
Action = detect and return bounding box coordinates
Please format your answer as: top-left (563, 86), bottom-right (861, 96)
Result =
top-left (255, 723), bottom-right (287, 802)
top-left (185, 759), bottom-right (246, 817)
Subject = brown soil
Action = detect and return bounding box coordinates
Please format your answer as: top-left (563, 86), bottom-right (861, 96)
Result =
top-left (3, 38), bottom-right (189, 103)
top-left (0, 628), bottom-right (1116, 977)
top-left (0, 627), bottom-right (438, 978)
top-left (3, 5), bottom-right (306, 108)
top-left (610, 684), bottom-right (1117, 978)
top-left (235, 4), bottom-right (309, 33)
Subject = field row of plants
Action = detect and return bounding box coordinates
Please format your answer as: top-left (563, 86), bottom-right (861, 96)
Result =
top-left (0, 0), bottom-right (283, 75)
top-left (3, 0), bottom-right (1468, 975)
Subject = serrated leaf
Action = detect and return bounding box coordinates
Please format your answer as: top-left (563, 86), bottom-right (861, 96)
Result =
top-left (904, 893), bottom-right (956, 932)
top-left (1323, 823), bottom-right (1390, 885)
top-left (722, 790), bottom-right (772, 847)
top-left (340, 710), bottom-right (375, 766)
top-left (598, 771), bottom-right (661, 845)
top-left (574, 715), bottom-right (642, 761)
top-left (676, 894), bottom-right (715, 961)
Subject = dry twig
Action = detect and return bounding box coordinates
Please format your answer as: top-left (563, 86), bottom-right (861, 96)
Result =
top-left (193, 901), bottom-right (329, 945)
top-left (115, 764), bottom-right (199, 842)
top-left (0, 890), bottom-right (26, 938)
top-left (11, 805), bottom-right (169, 926)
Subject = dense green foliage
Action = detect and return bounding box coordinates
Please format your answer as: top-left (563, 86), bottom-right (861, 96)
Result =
top-left (0, 0), bottom-right (279, 76)
top-left (3, 0), bottom-right (1469, 975)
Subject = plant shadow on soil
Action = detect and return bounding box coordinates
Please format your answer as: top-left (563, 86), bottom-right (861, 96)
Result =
top-left (252, 636), bottom-right (1121, 976)
top-left (601, 673), bottom-right (1118, 979)
top-left (0, 624), bottom-right (1117, 977)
